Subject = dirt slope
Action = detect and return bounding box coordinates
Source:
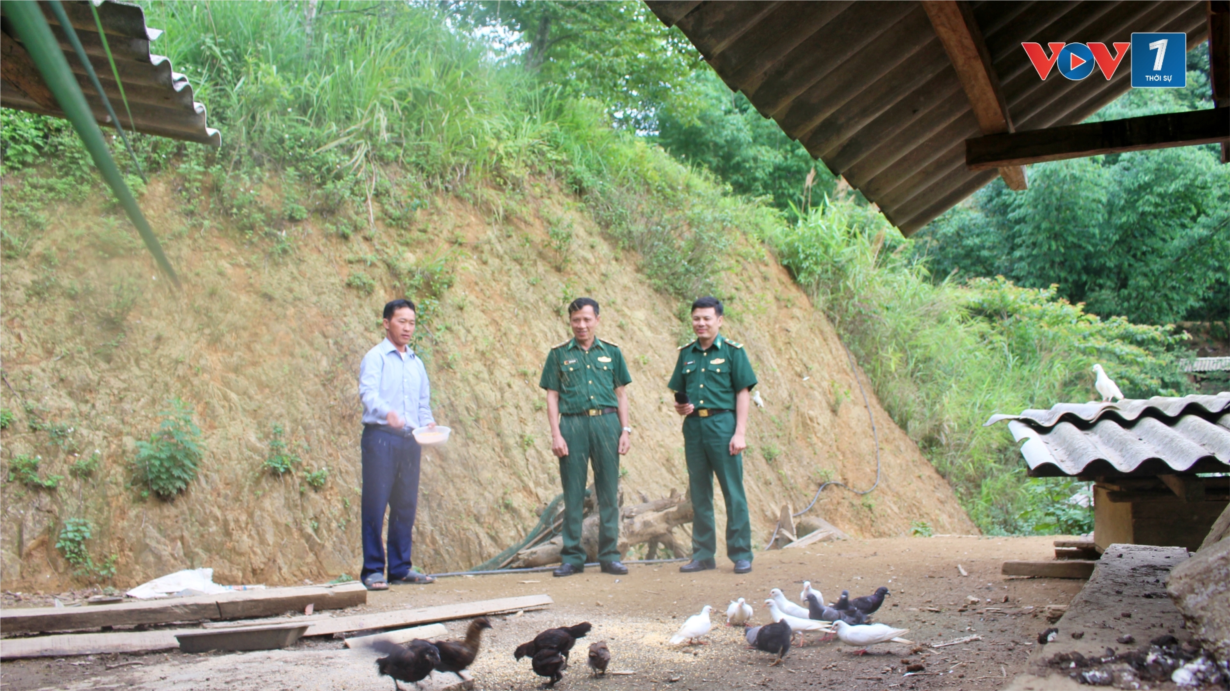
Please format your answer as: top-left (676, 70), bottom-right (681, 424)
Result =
top-left (0, 172), bottom-right (975, 590)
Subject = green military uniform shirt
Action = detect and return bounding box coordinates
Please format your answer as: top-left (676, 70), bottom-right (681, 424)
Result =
top-left (668, 334), bottom-right (757, 408)
top-left (539, 338), bottom-right (632, 412)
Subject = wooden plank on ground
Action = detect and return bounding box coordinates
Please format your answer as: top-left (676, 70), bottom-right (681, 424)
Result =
top-left (1054, 547), bottom-right (1100, 560)
top-left (1053, 540), bottom-right (1097, 549)
top-left (343, 623), bottom-right (448, 650)
top-left (783, 529), bottom-right (839, 549)
top-left (1002, 560), bottom-right (1096, 579)
top-left (0, 583), bottom-right (366, 635)
top-left (0, 630), bottom-right (181, 659)
top-left (305, 594), bottom-right (553, 638)
top-left (0, 594), bottom-right (551, 660)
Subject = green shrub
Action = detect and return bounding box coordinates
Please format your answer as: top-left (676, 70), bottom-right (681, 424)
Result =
top-left (346, 271), bottom-right (376, 295)
top-left (263, 424), bottom-right (300, 475)
top-left (1016, 478), bottom-right (1093, 536)
top-left (910, 520), bottom-right (933, 537)
top-left (56, 518), bottom-right (117, 581)
top-left (304, 466), bottom-right (329, 490)
top-left (0, 408), bottom-right (13, 430)
top-left (7, 454), bottom-right (62, 489)
top-left (70, 452), bottom-right (101, 478)
top-left (769, 194), bottom-right (1191, 534)
top-left (132, 399), bottom-right (203, 499)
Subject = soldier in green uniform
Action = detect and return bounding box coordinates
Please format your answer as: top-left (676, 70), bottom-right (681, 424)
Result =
top-left (539, 297), bottom-right (633, 577)
top-left (668, 296), bottom-right (758, 574)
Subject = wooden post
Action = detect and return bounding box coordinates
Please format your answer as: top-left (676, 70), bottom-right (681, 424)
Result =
top-left (1210, 1), bottom-right (1229, 161)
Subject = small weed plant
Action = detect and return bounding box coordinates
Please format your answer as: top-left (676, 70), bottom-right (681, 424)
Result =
top-left (263, 424), bottom-right (300, 475)
top-left (7, 454), bottom-right (62, 489)
top-left (304, 466), bottom-right (329, 490)
top-left (910, 520), bottom-right (934, 537)
top-left (70, 452), bottom-right (101, 478)
top-left (56, 518), bottom-right (118, 581)
top-left (133, 399), bottom-right (203, 499)
top-left (0, 408), bottom-right (13, 429)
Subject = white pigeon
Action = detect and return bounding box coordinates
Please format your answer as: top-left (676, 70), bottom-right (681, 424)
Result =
top-left (800, 581), bottom-right (823, 610)
top-left (1092, 364), bottom-right (1124, 402)
top-left (669, 605), bottom-right (713, 646)
top-left (726, 598), bottom-right (753, 627)
top-left (765, 599), bottom-right (831, 645)
top-left (769, 588), bottom-right (811, 620)
top-left (831, 620), bottom-right (911, 655)
top-left (752, 390), bottom-right (765, 409)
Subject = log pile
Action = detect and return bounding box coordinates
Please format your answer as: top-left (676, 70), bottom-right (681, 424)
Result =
top-left (507, 489), bottom-right (693, 567)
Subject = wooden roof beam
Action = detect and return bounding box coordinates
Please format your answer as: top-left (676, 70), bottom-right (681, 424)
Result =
top-left (966, 106), bottom-right (1230, 169)
top-left (1, 30), bottom-right (57, 109)
top-left (922, 0), bottom-right (1027, 190)
top-left (1209, 1), bottom-right (1229, 162)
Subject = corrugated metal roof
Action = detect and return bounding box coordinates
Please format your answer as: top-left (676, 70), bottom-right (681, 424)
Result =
top-left (1184, 357), bottom-right (1230, 373)
top-left (1, 0), bottom-right (219, 146)
top-left (986, 393), bottom-right (1230, 477)
top-left (647, 1), bottom-right (1210, 235)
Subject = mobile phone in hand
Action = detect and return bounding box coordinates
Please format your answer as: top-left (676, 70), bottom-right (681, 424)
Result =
top-left (674, 392), bottom-right (690, 405)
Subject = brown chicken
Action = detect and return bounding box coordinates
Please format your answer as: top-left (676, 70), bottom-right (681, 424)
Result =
top-left (587, 641), bottom-right (610, 675)
top-left (431, 617), bottom-right (492, 674)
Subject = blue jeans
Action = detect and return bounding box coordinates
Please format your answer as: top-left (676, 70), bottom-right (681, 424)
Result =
top-left (360, 426), bottom-right (422, 580)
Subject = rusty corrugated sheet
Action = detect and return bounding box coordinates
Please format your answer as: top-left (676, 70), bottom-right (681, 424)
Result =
top-left (1, 0), bottom-right (219, 146)
top-left (647, 1), bottom-right (1209, 235)
top-left (986, 393), bottom-right (1230, 477)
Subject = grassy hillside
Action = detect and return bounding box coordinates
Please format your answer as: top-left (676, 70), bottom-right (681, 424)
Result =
top-left (0, 161), bottom-right (975, 588)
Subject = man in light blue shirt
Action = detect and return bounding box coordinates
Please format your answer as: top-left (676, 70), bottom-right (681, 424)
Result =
top-left (358, 299), bottom-right (436, 589)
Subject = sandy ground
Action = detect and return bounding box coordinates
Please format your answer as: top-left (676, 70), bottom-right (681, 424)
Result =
top-left (1, 536), bottom-right (1089, 691)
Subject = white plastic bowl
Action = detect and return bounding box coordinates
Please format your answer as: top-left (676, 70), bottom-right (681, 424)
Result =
top-left (412, 426), bottom-right (451, 446)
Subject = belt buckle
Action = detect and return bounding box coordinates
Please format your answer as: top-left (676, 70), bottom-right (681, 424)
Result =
top-left (588, 409), bottom-right (599, 417)
top-left (698, 409), bottom-right (710, 418)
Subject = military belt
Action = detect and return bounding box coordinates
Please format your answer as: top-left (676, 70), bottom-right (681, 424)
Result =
top-left (563, 407), bottom-right (618, 417)
top-left (688, 408), bottom-right (732, 418)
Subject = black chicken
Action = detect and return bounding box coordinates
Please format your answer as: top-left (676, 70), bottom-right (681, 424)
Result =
top-left (532, 647), bottom-right (569, 687)
top-left (806, 593), bottom-right (866, 625)
top-left (849, 587), bottom-right (890, 614)
top-left (513, 622), bottom-right (593, 660)
top-left (745, 621), bottom-right (793, 666)
top-left (373, 638), bottom-right (440, 691)
top-left (432, 617), bottom-right (492, 673)
top-left (587, 641), bottom-right (610, 675)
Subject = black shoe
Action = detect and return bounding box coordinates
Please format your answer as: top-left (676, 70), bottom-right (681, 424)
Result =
top-left (733, 559), bottom-right (753, 574)
top-left (679, 559), bottom-right (716, 573)
top-left (600, 561), bottom-right (628, 575)
top-left (552, 563), bottom-right (584, 577)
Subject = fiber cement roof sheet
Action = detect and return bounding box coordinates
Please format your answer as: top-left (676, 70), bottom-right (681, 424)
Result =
top-left (1, 0), bottom-right (219, 146)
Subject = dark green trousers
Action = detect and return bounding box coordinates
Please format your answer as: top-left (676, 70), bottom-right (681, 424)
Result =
top-left (558, 413), bottom-right (622, 565)
top-left (683, 413), bottom-right (752, 563)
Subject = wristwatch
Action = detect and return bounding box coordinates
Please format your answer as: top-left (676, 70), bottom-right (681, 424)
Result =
top-left (622, 427), bottom-right (633, 434)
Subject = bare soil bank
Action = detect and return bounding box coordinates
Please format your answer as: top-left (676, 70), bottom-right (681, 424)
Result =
top-left (1, 174), bottom-right (975, 590)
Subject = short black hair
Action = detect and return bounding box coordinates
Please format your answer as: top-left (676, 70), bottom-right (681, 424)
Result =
top-left (383, 299), bottom-right (417, 319)
top-left (568, 297), bottom-right (600, 316)
top-left (691, 296), bottom-right (724, 316)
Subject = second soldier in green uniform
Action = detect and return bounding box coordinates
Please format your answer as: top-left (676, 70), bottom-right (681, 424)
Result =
top-left (669, 296), bottom-right (758, 574)
top-left (539, 298), bottom-right (633, 577)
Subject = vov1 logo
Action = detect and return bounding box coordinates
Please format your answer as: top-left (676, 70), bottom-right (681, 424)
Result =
top-left (1022, 33), bottom-right (1186, 88)
top-left (1021, 41), bottom-right (1130, 81)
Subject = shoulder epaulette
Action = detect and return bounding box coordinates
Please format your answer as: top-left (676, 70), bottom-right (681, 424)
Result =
top-left (552, 340), bottom-right (571, 349)
top-left (678, 340), bottom-right (696, 351)
top-left (599, 338), bottom-right (620, 348)
top-left (727, 340), bottom-right (744, 349)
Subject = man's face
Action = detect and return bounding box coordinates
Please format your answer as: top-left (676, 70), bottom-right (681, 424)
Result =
top-left (569, 305), bottom-right (599, 342)
top-left (691, 307), bottom-right (722, 340)
top-left (384, 307), bottom-right (416, 347)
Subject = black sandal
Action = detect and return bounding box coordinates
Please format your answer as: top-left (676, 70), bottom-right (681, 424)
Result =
top-left (362, 573), bottom-right (389, 591)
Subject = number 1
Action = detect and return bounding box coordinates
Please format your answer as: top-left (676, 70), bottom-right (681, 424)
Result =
top-left (1148, 39), bottom-right (1167, 71)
